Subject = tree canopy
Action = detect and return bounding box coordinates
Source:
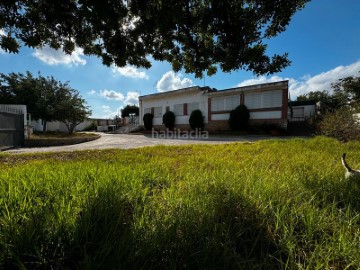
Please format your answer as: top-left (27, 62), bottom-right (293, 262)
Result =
top-left (120, 104), bottom-right (139, 118)
top-left (0, 0), bottom-right (309, 77)
top-left (0, 71), bottom-right (91, 132)
top-left (296, 72), bottom-right (360, 111)
top-left (331, 74), bottom-right (360, 105)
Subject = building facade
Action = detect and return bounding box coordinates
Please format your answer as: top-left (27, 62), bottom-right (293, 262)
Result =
top-left (139, 81), bottom-right (289, 132)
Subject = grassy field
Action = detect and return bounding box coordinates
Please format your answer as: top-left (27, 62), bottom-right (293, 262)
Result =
top-left (0, 137), bottom-right (360, 269)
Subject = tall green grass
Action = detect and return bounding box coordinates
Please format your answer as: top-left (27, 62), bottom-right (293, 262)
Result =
top-left (1, 136), bottom-right (360, 269)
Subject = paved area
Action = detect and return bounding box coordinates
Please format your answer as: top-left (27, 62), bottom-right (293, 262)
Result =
top-left (4, 133), bottom-right (300, 154)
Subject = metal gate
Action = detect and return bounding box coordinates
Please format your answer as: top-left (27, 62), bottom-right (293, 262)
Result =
top-left (0, 109), bottom-right (24, 149)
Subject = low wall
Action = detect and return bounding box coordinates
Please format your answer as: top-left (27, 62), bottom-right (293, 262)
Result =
top-left (24, 134), bottom-right (100, 147)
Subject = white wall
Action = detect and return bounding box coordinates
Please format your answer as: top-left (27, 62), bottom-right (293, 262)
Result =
top-left (31, 119), bottom-right (94, 132)
top-left (250, 111), bottom-right (282, 119)
top-left (140, 90), bottom-right (208, 126)
top-left (303, 105), bottom-right (316, 117)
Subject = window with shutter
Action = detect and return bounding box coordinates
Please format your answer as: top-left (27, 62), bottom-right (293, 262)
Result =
top-left (292, 107), bottom-right (304, 118)
top-left (153, 107), bottom-right (162, 118)
top-left (244, 90), bottom-right (282, 109)
top-left (225, 95), bottom-right (240, 110)
top-left (174, 104), bottom-right (184, 116)
top-left (211, 97), bottom-right (225, 111)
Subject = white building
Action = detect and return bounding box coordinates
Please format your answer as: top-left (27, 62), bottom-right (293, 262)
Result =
top-left (139, 81), bottom-right (289, 132)
top-left (288, 100), bottom-right (316, 122)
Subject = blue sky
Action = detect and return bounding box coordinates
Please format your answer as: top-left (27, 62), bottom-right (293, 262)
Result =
top-left (1, 0), bottom-right (360, 118)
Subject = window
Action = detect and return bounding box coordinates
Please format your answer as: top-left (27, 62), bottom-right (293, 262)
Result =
top-left (174, 104), bottom-right (184, 116)
top-left (225, 96), bottom-right (240, 111)
top-left (211, 95), bottom-right (240, 112)
top-left (244, 90), bottom-right (282, 109)
top-left (144, 108), bottom-right (151, 114)
top-left (292, 107), bottom-right (304, 118)
top-left (211, 97), bottom-right (225, 111)
top-left (153, 107), bottom-right (162, 118)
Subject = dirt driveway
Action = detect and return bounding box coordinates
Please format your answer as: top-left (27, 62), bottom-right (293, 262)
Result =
top-left (4, 133), bottom-right (294, 154)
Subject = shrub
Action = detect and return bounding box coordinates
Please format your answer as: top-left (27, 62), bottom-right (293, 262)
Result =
top-left (83, 122), bottom-right (97, 131)
top-left (189, 109), bottom-right (204, 130)
top-left (163, 111), bottom-right (176, 130)
top-left (317, 107), bottom-right (360, 141)
top-left (143, 113), bottom-right (154, 130)
top-left (229, 105), bottom-right (250, 131)
top-left (121, 105), bottom-right (139, 118)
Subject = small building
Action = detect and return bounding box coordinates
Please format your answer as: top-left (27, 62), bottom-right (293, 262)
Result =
top-left (288, 100), bottom-right (316, 122)
top-left (139, 81), bottom-right (289, 132)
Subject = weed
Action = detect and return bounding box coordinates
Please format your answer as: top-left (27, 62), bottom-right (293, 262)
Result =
top-left (0, 137), bottom-right (359, 269)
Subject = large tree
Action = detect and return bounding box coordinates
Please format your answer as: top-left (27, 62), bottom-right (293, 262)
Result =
top-left (0, 0), bottom-right (309, 77)
top-left (121, 104), bottom-right (139, 118)
top-left (56, 91), bottom-right (91, 134)
top-left (0, 71), bottom-right (91, 132)
top-left (296, 90), bottom-right (346, 112)
top-left (331, 73), bottom-right (360, 106)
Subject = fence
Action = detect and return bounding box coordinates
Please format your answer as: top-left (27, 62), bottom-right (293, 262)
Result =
top-left (0, 107), bottom-right (25, 149)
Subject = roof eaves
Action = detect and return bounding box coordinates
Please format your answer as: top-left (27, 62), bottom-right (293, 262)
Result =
top-left (139, 86), bottom-right (201, 100)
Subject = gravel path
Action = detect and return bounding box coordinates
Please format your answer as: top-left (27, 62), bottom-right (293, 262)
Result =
top-left (4, 133), bottom-right (297, 154)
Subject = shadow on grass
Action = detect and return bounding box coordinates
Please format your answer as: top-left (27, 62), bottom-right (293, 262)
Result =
top-left (2, 185), bottom-right (289, 269)
top-left (69, 185), bottom-right (288, 269)
top-left (131, 192), bottom-right (289, 269)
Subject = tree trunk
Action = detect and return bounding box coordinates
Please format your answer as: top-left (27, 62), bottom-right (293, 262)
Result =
top-left (65, 123), bottom-right (73, 134)
top-left (43, 120), bottom-right (47, 133)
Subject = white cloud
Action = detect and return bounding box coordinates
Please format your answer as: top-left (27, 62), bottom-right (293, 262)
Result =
top-left (102, 105), bottom-right (112, 113)
top-left (101, 105), bottom-right (121, 119)
top-left (95, 89), bottom-right (140, 118)
top-left (124, 91), bottom-right (139, 105)
top-left (237, 60), bottom-right (360, 98)
top-left (88, 89), bottom-right (97, 95)
top-left (98, 89), bottom-right (139, 105)
top-left (33, 45), bottom-right (86, 66)
top-left (112, 65), bottom-right (149, 80)
top-left (99, 89), bottom-right (125, 101)
top-left (156, 71), bottom-right (194, 92)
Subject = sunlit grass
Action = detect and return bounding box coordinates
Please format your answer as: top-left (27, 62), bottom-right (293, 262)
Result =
top-left (1, 136), bottom-right (360, 269)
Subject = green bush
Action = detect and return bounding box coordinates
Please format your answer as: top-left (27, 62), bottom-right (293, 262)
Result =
top-left (83, 122), bottom-right (97, 131)
top-left (189, 109), bottom-right (204, 130)
top-left (317, 107), bottom-right (360, 141)
top-left (163, 111), bottom-right (176, 130)
top-left (228, 105), bottom-right (250, 131)
top-left (143, 113), bottom-right (154, 130)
